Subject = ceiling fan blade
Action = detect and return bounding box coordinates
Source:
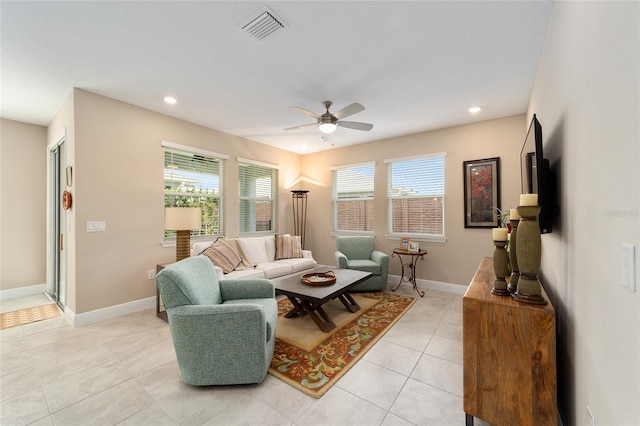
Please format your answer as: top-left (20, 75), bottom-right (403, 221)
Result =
top-left (338, 121), bottom-right (374, 131)
top-left (284, 123), bottom-right (317, 131)
top-left (291, 106), bottom-right (321, 119)
top-left (333, 102), bottom-right (365, 119)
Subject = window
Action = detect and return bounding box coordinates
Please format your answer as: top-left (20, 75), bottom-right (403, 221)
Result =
top-left (162, 141), bottom-right (227, 239)
top-left (238, 158), bottom-right (278, 234)
top-left (332, 162), bottom-right (375, 233)
top-left (386, 153), bottom-right (445, 241)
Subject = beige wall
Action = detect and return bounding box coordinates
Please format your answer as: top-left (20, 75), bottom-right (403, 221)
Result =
top-left (70, 89), bottom-right (302, 314)
top-left (301, 114), bottom-right (526, 286)
top-left (530, 2), bottom-right (639, 424)
top-left (0, 119), bottom-right (47, 290)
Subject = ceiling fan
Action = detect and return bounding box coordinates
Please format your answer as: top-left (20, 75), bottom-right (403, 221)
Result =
top-left (284, 101), bottom-right (374, 139)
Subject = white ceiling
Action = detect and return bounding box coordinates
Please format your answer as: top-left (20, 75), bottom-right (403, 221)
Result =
top-left (1, 1), bottom-right (553, 154)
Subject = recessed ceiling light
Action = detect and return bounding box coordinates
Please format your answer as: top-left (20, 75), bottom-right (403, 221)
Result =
top-left (469, 106), bottom-right (482, 114)
top-left (164, 96), bottom-right (177, 104)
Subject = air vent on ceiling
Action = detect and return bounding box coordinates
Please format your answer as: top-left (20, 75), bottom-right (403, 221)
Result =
top-left (242, 9), bottom-right (285, 41)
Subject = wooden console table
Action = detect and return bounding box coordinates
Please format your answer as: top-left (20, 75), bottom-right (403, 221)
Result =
top-left (463, 257), bottom-right (557, 425)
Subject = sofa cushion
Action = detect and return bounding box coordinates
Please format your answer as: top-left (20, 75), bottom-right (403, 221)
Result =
top-left (275, 234), bottom-right (302, 260)
top-left (237, 238), bottom-right (269, 265)
top-left (201, 238), bottom-right (242, 274)
top-left (256, 262), bottom-right (293, 279)
top-left (222, 268), bottom-right (266, 280)
top-left (264, 235), bottom-right (276, 262)
top-left (275, 257), bottom-right (317, 273)
top-left (347, 259), bottom-right (381, 275)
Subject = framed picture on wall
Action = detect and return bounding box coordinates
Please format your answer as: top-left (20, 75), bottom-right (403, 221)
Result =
top-left (463, 157), bottom-right (501, 228)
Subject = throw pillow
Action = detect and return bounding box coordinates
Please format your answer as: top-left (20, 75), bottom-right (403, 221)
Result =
top-left (275, 234), bottom-right (303, 260)
top-left (201, 238), bottom-right (242, 274)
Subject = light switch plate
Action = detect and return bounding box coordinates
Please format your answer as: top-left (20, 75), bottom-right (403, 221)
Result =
top-left (621, 244), bottom-right (635, 291)
top-left (86, 221), bottom-right (106, 232)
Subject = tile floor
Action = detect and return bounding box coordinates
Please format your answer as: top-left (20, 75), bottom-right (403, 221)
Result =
top-left (0, 286), bottom-right (492, 426)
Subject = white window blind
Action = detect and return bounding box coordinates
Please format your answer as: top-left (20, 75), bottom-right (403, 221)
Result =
top-left (332, 162), bottom-right (375, 233)
top-left (238, 160), bottom-right (277, 234)
top-left (164, 147), bottom-right (224, 238)
top-left (386, 154), bottom-right (445, 239)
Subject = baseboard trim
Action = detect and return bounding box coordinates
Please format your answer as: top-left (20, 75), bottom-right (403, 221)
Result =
top-left (0, 284), bottom-right (46, 301)
top-left (387, 275), bottom-right (467, 295)
top-left (67, 297), bottom-right (156, 327)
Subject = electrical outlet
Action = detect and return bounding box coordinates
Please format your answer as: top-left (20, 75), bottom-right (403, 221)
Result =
top-left (587, 405), bottom-right (595, 426)
top-left (147, 269), bottom-right (155, 280)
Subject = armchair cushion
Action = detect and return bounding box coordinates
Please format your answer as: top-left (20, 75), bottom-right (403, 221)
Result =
top-left (346, 259), bottom-right (381, 275)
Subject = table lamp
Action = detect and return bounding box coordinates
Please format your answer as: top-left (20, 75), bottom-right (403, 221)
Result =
top-left (165, 207), bottom-right (202, 262)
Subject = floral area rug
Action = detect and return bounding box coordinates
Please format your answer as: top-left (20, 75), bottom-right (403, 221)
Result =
top-left (0, 303), bottom-right (61, 330)
top-left (269, 291), bottom-right (415, 398)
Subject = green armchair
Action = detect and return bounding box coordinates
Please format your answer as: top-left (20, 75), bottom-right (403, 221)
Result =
top-left (155, 255), bottom-right (277, 386)
top-left (335, 236), bottom-right (389, 291)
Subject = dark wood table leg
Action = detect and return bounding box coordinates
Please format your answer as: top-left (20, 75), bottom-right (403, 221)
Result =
top-left (284, 296), bottom-right (308, 318)
top-left (283, 296), bottom-right (337, 332)
top-left (465, 413), bottom-right (474, 426)
top-left (299, 300), bottom-right (336, 332)
top-left (337, 293), bottom-right (361, 313)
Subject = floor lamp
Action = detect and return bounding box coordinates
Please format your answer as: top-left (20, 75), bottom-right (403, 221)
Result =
top-left (165, 207), bottom-right (202, 262)
top-left (291, 190), bottom-right (309, 249)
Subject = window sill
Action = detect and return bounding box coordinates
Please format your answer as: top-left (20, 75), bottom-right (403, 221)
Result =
top-left (162, 236), bottom-right (217, 249)
top-left (386, 233), bottom-right (446, 244)
top-left (330, 230), bottom-right (375, 238)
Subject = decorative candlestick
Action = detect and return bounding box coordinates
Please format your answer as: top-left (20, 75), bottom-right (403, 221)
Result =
top-left (513, 203), bottom-right (547, 305)
top-left (508, 209), bottom-right (520, 293)
top-left (492, 230), bottom-right (510, 296)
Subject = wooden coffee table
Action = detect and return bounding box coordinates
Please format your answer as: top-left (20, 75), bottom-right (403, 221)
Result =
top-left (272, 267), bottom-right (372, 332)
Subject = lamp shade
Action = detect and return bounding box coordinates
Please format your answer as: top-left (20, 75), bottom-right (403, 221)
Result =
top-left (164, 207), bottom-right (202, 230)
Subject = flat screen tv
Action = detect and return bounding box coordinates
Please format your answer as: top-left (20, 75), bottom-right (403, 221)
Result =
top-left (520, 114), bottom-right (556, 234)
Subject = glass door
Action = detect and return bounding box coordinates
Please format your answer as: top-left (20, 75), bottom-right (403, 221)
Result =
top-left (47, 139), bottom-right (66, 308)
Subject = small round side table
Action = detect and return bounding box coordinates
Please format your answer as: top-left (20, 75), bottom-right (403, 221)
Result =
top-left (391, 248), bottom-right (428, 297)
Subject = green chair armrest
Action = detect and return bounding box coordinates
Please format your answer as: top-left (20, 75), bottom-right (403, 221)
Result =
top-left (371, 250), bottom-right (388, 265)
top-left (219, 278), bottom-right (275, 301)
top-left (371, 250), bottom-right (389, 276)
top-left (335, 251), bottom-right (348, 269)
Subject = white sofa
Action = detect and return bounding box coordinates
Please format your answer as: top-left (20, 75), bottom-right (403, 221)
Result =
top-left (192, 235), bottom-right (317, 281)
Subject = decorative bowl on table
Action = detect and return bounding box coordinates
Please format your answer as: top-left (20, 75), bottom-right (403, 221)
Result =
top-left (300, 271), bottom-right (336, 286)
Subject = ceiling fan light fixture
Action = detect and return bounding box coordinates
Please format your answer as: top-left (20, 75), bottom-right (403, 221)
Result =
top-left (318, 122), bottom-right (337, 134)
